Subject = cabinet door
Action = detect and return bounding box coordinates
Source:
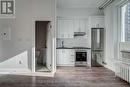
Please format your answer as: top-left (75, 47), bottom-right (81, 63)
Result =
top-left (57, 49), bottom-right (66, 65)
top-left (63, 20), bottom-right (74, 38)
top-left (89, 16), bottom-right (105, 28)
top-left (96, 52), bottom-right (103, 65)
top-left (79, 19), bottom-right (86, 32)
top-left (56, 49), bottom-right (61, 65)
top-left (62, 49), bottom-right (75, 65)
top-left (68, 50), bottom-right (75, 64)
top-left (74, 19), bottom-right (88, 32)
top-left (57, 20), bottom-right (60, 38)
top-left (57, 49), bottom-right (75, 66)
top-left (90, 17), bottom-right (96, 28)
top-left (74, 20), bottom-right (80, 32)
top-left (95, 17), bottom-right (105, 28)
top-left (57, 20), bottom-right (65, 38)
top-left (92, 52), bottom-right (103, 67)
top-left (57, 49), bottom-right (70, 65)
top-left (57, 19), bottom-right (73, 38)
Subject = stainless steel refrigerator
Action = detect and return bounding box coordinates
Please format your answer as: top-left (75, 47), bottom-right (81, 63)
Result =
top-left (91, 28), bottom-right (104, 67)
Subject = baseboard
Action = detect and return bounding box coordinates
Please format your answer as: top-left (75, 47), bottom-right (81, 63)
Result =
top-left (0, 68), bottom-right (55, 77)
top-left (0, 68), bottom-right (31, 74)
top-left (10, 72), bottom-right (55, 77)
top-left (103, 64), bottom-right (115, 72)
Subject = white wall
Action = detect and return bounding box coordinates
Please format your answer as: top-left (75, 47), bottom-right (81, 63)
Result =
top-left (57, 8), bottom-right (104, 18)
top-left (104, 0), bottom-right (122, 71)
top-left (0, 0), bottom-right (56, 72)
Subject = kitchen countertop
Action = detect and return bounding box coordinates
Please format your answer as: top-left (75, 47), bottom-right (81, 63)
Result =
top-left (56, 47), bottom-right (91, 49)
top-left (91, 49), bottom-right (103, 51)
top-left (120, 50), bottom-right (130, 53)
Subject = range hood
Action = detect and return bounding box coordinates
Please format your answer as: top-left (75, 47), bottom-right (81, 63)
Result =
top-left (74, 32), bottom-right (86, 37)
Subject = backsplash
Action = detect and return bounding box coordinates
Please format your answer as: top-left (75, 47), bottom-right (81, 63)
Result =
top-left (57, 38), bottom-right (90, 48)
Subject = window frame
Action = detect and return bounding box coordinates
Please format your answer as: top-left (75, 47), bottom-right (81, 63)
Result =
top-left (119, 0), bottom-right (130, 42)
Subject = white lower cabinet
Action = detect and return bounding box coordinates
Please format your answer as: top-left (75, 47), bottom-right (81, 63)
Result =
top-left (92, 51), bottom-right (103, 66)
top-left (57, 49), bottom-right (75, 66)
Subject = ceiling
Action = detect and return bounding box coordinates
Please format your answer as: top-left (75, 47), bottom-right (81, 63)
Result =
top-left (57, 0), bottom-right (107, 9)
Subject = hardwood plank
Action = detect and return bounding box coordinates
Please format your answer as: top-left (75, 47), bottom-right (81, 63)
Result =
top-left (0, 67), bottom-right (129, 87)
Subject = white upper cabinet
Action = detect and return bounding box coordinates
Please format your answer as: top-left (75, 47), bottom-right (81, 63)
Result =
top-left (57, 19), bottom-right (74, 38)
top-left (89, 16), bottom-right (105, 28)
top-left (57, 18), bottom-right (89, 38)
top-left (57, 20), bottom-right (64, 38)
top-left (74, 19), bottom-right (87, 32)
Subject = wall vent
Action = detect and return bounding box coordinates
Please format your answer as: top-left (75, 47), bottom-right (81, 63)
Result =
top-left (99, 0), bottom-right (115, 9)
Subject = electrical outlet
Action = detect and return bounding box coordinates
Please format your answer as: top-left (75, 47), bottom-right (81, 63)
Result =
top-left (2, 28), bottom-right (11, 40)
top-left (102, 61), bottom-right (107, 65)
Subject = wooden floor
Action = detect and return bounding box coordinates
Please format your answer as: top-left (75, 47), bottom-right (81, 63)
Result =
top-left (0, 67), bottom-right (130, 87)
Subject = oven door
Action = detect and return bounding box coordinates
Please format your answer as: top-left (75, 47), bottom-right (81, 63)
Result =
top-left (76, 52), bottom-right (87, 62)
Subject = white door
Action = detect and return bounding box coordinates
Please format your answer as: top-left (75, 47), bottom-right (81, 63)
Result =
top-left (46, 22), bottom-right (52, 71)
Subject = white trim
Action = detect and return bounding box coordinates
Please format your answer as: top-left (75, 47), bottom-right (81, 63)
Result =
top-left (117, 3), bottom-right (122, 61)
top-left (113, 0), bottom-right (130, 63)
top-left (117, 0), bottom-right (130, 42)
top-left (53, 0), bottom-right (57, 73)
top-left (0, 68), bottom-right (54, 77)
top-left (116, 0), bottom-right (130, 60)
top-left (0, 68), bottom-right (31, 74)
top-left (115, 0), bottom-right (129, 7)
top-left (10, 72), bottom-right (55, 77)
top-left (32, 47), bottom-right (35, 72)
top-left (32, 17), bottom-right (54, 73)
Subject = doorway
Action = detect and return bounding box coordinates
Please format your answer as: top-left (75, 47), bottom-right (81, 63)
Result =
top-left (35, 21), bottom-right (52, 72)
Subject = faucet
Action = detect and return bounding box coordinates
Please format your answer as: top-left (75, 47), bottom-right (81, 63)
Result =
top-left (62, 41), bottom-right (64, 47)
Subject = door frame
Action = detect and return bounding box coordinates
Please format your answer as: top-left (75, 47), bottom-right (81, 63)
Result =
top-left (32, 17), bottom-right (56, 73)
